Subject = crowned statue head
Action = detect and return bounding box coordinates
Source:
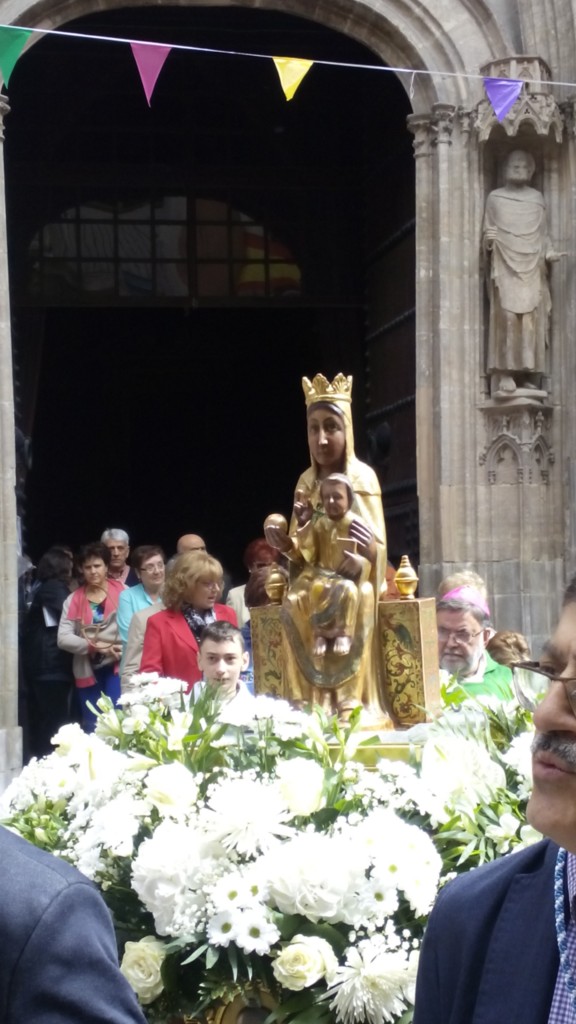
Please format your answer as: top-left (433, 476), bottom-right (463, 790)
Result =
top-left (302, 373), bottom-right (357, 478)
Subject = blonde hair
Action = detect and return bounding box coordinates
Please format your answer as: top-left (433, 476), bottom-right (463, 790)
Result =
top-left (163, 552), bottom-right (223, 611)
top-left (437, 570), bottom-right (487, 601)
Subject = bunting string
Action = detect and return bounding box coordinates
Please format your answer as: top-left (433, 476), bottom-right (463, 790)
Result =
top-left (1, 21), bottom-right (576, 106)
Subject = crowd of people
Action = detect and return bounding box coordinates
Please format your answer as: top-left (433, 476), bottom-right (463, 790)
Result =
top-left (19, 527), bottom-right (278, 758)
top-left (19, 515), bottom-right (533, 762)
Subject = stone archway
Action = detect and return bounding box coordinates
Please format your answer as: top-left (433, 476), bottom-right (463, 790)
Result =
top-left (0, 0), bottom-right (516, 786)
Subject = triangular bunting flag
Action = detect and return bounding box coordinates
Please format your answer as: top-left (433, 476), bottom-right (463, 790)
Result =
top-left (483, 77), bottom-right (523, 122)
top-left (273, 57), bottom-right (313, 101)
top-left (0, 27), bottom-right (32, 87)
top-left (130, 42), bottom-right (172, 106)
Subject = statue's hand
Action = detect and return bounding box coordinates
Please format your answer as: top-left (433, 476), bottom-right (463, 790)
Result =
top-left (294, 489), bottom-right (313, 527)
top-left (546, 249), bottom-right (567, 262)
top-left (338, 551), bottom-right (363, 580)
top-left (264, 524), bottom-right (292, 552)
top-left (484, 226), bottom-right (497, 249)
top-left (348, 519), bottom-right (377, 564)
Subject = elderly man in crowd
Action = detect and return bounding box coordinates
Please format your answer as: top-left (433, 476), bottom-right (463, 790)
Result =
top-left (436, 583), bottom-right (512, 699)
top-left (101, 527), bottom-right (138, 586)
top-left (415, 574), bottom-right (576, 1022)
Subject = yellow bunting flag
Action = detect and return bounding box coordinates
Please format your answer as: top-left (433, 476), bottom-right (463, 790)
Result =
top-left (272, 57), bottom-right (313, 101)
top-left (0, 26), bottom-right (32, 86)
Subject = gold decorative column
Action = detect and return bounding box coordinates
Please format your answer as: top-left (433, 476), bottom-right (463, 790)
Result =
top-left (378, 557), bottom-right (441, 726)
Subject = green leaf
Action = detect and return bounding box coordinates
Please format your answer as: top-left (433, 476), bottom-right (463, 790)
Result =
top-left (181, 943), bottom-right (208, 966)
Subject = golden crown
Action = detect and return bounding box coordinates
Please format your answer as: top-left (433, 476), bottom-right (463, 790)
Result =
top-left (302, 373), bottom-right (353, 407)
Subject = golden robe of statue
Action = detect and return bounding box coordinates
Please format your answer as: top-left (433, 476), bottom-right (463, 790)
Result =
top-left (265, 374), bottom-right (389, 724)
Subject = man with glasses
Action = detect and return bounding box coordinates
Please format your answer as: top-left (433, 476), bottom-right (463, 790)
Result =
top-left (414, 575), bottom-right (576, 1023)
top-left (436, 584), bottom-right (512, 699)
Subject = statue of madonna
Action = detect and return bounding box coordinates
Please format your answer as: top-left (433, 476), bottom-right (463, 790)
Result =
top-left (264, 373), bottom-right (390, 724)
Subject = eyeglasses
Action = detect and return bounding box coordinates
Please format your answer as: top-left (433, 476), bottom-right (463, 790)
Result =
top-left (140, 564), bottom-right (165, 574)
top-left (437, 627), bottom-right (484, 645)
top-left (198, 580), bottom-right (221, 590)
top-left (512, 661), bottom-right (576, 716)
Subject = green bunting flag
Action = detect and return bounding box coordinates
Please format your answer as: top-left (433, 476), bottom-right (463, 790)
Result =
top-left (0, 26), bottom-right (32, 86)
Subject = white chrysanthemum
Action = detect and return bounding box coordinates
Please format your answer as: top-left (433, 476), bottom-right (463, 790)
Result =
top-left (144, 762), bottom-right (198, 817)
top-left (419, 736), bottom-right (506, 821)
top-left (72, 790), bottom-right (149, 876)
top-left (252, 696), bottom-right (312, 739)
top-left (207, 909), bottom-right (239, 946)
top-left (119, 676), bottom-right (188, 709)
top-left (262, 832), bottom-right (366, 924)
top-left (201, 777), bottom-right (293, 856)
top-left (275, 757), bottom-right (325, 816)
top-left (217, 700), bottom-right (258, 729)
top-left (234, 908), bottom-right (280, 954)
top-left (0, 754), bottom-right (76, 815)
top-left (350, 876), bottom-right (399, 926)
top-left (327, 937), bottom-right (412, 1024)
top-left (210, 871), bottom-right (260, 912)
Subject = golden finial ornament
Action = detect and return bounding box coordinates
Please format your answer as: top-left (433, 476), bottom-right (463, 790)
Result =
top-left (302, 373), bottom-right (353, 408)
top-left (394, 555), bottom-right (418, 599)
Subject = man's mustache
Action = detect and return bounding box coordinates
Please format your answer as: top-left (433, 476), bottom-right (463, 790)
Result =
top-left (532, 732), bottom-right (576, 770)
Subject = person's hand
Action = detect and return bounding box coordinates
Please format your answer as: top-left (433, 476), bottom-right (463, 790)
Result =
top-left (348, 519), bottom-right (377, 563)
top-left (294, 489), bottom-right (313, 527)
top-left (110, 643), bottom-right (122, 661)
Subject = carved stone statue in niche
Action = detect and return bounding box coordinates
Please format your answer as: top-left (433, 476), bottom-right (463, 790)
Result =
top-left (482, 149), bottom-right (563, 398)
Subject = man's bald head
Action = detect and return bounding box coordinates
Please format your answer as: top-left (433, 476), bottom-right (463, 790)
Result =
top-left (176, 534), bottom-right (207, 555)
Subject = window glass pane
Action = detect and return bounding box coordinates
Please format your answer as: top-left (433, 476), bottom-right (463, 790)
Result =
top-left (119, 263), bottom-right (154, 296)
top-left (157, 224), bottom-right (186, 259)
top-left (118, 223), bottom-right (151, 259)
top-left (157, 263), bottom-right (189, 297)
top-left (197, 263), bottom-right (230, 297)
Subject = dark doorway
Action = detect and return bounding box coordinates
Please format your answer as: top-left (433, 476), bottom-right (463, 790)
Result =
top-left (6, 6), bottom-right (415, 580)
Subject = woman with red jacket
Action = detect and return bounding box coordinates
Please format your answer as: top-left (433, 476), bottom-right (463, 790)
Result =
top-left (140, 551), bottom-right (236, 692)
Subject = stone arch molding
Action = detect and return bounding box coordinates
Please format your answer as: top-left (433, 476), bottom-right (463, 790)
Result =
top-left (479, 409), bottom-right (555, 485)
top-left (10, 0), bottom-right (511, 110)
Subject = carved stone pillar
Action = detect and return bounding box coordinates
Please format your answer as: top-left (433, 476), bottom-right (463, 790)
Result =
top-left (0, 96), bottom-right (22, 790)
top-left (408, 104), bottom-right (485, 591)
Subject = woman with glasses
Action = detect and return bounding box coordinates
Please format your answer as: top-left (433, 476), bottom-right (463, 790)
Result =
top-left (140, 551), bottom-right (237, 691)
top-left (117, 545), bottom-right (166, 646)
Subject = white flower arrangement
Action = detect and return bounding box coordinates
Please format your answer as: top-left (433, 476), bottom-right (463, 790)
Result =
top-left (0, 681), bottom-right (538, 1024)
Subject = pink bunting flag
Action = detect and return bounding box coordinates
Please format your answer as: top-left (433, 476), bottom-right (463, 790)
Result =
top-left (130, 42), bottom-right (172, 106)
top-left (483, 77), bottom-right (523, 122)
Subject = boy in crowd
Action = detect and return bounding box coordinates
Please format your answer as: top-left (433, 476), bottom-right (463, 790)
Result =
top-left (196, 620), bottom-right (252, 705)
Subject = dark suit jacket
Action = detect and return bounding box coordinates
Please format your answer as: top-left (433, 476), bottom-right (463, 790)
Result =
top-left (413, 839), bottom-right (559, 1024)
top-left (0, 826), bottom-right (146, 1024)
top-left (140, 604), bottom-right (237, 691)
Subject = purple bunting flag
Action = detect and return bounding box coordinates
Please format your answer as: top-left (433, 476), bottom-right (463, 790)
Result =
top-left (483, 77), bottom-right (523, 122)
top-left (130, 42), bottom-right (172, 106)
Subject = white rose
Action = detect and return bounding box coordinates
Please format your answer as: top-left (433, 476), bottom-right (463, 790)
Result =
top-left (276, 758), bottom-right (325, 816)
top-left (272, 934), bottom-right (338, 991)
top-left (120, 935), bottom-right (166, 1005)
top-left (145, 762), bottom-right (198, 814)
